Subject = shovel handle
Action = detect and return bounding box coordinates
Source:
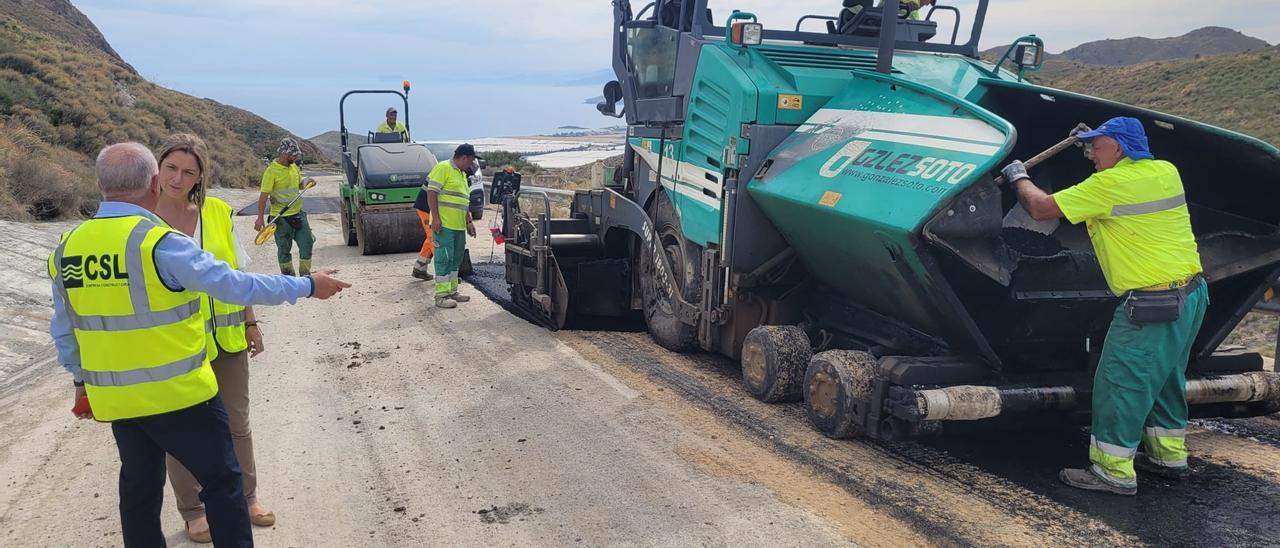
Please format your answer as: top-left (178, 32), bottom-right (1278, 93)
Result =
top-left (994, 134), bottom-right (1082, 185)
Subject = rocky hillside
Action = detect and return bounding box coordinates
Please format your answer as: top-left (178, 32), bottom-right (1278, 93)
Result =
top-left (984, 28), bottom-right (1278, 148)
top-left (0, 0), bottom-right (127, 66)
top-left (1041, 47), bottom-right (1280, 147)
top-left (0, 1), bottom-right (318, 221)
top-left (1058, 26), bottom-right (1269, 66)
top-left (309, 130), bottom-right (367, 164)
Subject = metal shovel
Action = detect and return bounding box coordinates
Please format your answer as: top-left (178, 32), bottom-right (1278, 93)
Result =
top-left (997, 124), bottom-right (1091, 235)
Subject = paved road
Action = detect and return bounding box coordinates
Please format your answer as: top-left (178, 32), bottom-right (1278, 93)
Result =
top-left (2, 176), bottom-right (1278, 546)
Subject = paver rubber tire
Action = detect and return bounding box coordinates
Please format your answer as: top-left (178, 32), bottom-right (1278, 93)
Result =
top-left (741, 325), bottom-right (812, 403)
top-left (640, 191), bottom-right (701, 352)
top-left (803, 350), bottom-right (879, 439)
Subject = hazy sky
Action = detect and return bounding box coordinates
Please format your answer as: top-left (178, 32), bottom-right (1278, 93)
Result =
top-left (73, 0), bottom-right (1279, 140)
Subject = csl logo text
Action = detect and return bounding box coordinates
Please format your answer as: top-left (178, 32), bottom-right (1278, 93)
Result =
top-left (60, 254), bottom-right (128, 289)
top-left (819, 140), bottom-right (978, 185)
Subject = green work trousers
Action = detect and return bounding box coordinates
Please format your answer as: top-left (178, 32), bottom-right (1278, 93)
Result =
top-left (274, 212), bottom-right (315, 266)
top-left (433, 228), bottom-right (466, 298)
top-left (1089, 282), bottom-right (1208, 486)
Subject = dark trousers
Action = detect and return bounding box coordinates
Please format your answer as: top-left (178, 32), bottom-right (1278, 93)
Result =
top-left (111, 395), bottom-right (253, 547)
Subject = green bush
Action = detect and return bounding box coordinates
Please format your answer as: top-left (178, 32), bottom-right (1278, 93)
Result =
top-left (479, 150), bottom-right (542, 175)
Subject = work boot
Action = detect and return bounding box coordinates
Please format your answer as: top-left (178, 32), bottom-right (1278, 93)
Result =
top-left (279, 262), bottom-right (295, 276)
top-left (412, 261), bottom-right (434, 281)
top-left (298, 259), bottom-right (312, 277)
top-left (450, 292), bottom-right (471, 303)
top-left (1059, 467), bottom-right (1137, 496)
top-left (1135, 456), bottom-right (1190, 481)
top-left (435, 296), bottom-right (457, 309)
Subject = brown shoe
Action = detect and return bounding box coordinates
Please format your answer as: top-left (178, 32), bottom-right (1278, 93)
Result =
top-left (250, 509), bottom-right (276, 527)
top-left (186, 519), bottom-right (212, 543)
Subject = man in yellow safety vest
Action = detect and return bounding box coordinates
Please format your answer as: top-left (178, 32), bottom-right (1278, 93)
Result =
top-left (51, 142), bottom-right (350, 545)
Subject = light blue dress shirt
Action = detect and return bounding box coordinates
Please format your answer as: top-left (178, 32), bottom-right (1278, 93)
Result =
top-left (50, 201), bottom-right (315, 382)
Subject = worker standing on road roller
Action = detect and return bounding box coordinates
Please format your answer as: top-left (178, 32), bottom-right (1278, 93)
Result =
top-left (1002, 117), bottom-right (1206, 496)
top-left (375, 107), bottom-right (409, 142)
top-left (150, 133), bottom-right (277, 543)
top-left (427, 144), bottom-right (479, 308)
top-left (254, 138), bottom-right (316, 276)
top-left (50, 142), bottom-right (351, 546)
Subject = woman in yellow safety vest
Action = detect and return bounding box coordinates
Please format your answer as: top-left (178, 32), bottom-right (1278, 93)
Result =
top-left (151, 133), bottom-right (276, 543)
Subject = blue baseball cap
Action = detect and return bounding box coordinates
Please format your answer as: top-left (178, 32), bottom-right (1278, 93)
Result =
top-left (1077, 117), bottom-right (1154, 161)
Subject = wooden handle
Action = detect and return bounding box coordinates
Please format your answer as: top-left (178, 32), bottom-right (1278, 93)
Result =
top-left (995, 134), bottom-right (1080, 185)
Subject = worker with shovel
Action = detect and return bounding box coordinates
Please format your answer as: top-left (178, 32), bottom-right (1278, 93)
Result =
top-left (1002, 117), bottom-right (1205, 496)
top-left (254, 138), bottom-right (316, 276)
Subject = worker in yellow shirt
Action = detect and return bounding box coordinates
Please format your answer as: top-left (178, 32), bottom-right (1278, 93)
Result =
top-left (426, 144), bottom-right (479, 308)
top-left (254, 138), bottom-right (316, 276)
top-left (375, 107), bottom-right (409, 142)
top-left (1002, 117), bottom-right (1206, 496)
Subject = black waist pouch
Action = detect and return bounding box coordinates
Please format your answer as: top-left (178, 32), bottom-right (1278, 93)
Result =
top-left (280, 213), bottom-right (305, 230)
top-left (1123, 276), bottom-right (1201, 326)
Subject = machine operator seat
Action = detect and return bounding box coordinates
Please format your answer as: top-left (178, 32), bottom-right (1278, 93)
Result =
top-left (829, 1), bottom-right (937, 42)
top-left (369, 132), bottom-right (407, 144)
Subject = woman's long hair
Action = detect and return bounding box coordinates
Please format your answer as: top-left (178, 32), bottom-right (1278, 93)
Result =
top-left (155, 133), bottom-right (211, 206)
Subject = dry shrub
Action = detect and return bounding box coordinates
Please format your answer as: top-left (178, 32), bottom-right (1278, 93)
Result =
top-left (0, 119), bottom-right (87, 220)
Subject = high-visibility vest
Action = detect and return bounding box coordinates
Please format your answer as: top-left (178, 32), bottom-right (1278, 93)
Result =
top-left (424, 161), bottom-right (471, 230)
top-left (261, 161), bottom-right (302, 216)
top-left (48, 215), bottom-right (217, 422)
top-left (201, 197), bottom-right (248, 354)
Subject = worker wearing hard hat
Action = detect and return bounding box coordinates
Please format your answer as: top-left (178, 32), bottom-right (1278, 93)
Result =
top-left (255, 138), bottom-right (316, 276)
top-left (51, 142), bottom-right (350, 546)
top-left (1002, 117), bottom-right (1205, 496)
top-left (376, 107), bottom-right (409, 142)
top-left (426, 144), bottom-right (480, 308)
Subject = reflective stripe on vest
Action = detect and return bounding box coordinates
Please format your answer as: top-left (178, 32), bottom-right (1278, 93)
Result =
top-left (270, 188), bottom-right (300, 204)
top-left (427, 173), bottom-right (470, 228)
top-left (1111, 193), bottom-right (1187, 217)
top-left (215, 309), bottom-right (247, 327)
top-left (52, 222), bottom-right (203, 331)
top-left (81, 349), bottom-right (207, 387)
top-left (201, 198), bottom-right (248, 354)
top-left (420, 183), bottom-right (470, 202)
top-left (48, 216), bottom-right (217, 421)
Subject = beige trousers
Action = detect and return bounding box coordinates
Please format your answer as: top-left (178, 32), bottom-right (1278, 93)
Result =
top-left (166, 350), bottom-right (257, 522)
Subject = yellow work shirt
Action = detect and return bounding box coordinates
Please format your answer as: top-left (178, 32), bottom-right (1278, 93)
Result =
top-left (260, 160), bottom-right (302, 217)
top-left (426, 161), bottom-right (471, 230)
top-left (1054, 157), bottom-right (1203, 295)
top-left (375, 121), bottom-right (409, 141)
